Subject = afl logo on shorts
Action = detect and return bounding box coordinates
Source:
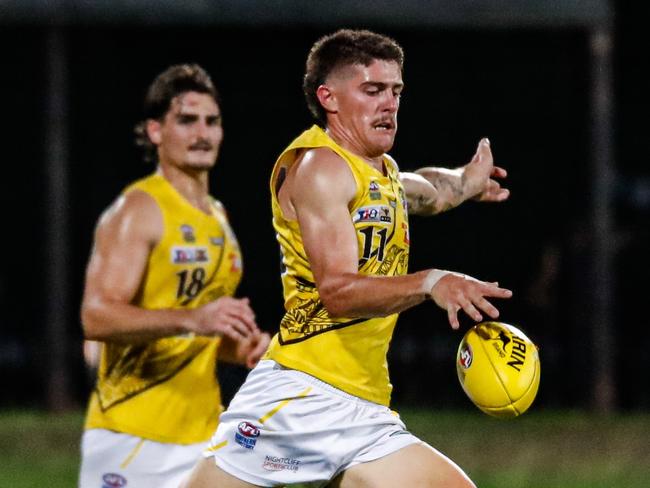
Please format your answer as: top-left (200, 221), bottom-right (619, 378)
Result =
top-left (235, 421), bottom-right (261, 449)
top-left (102, 473), bottom-right (127, 487)
top-left (458, 344), bottom-right (473, 369)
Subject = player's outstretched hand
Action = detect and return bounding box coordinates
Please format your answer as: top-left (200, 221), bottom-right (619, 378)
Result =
top-left (465, 138), bottom-right (509, 203)
top-left (474, 165), bottom-right (509, 202)
top-left (429, 272), bottom-right (512, 330)
top-left (191, 296), bottom-right (258, 341)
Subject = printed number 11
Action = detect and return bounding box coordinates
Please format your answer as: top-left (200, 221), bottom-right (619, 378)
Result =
top-left (359, 227), bottom-right (387, 266)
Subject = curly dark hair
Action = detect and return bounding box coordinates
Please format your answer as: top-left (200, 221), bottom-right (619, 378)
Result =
top-left (303, 29), bottom-right (404, 126)
top-left (134, 64), bottom-right (220, 163)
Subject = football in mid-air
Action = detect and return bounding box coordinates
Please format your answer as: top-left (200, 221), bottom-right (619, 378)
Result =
top-left (456, 321), bottom-right (540, 418)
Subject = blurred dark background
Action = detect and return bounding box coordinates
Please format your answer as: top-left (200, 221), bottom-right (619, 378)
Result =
top-left (1, 0), bottom-right (647, 413)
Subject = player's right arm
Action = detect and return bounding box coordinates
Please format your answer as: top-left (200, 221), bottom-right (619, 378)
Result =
top-left (400, 138), bottom-right (509, 215)
top-left (81, 190), bottom-right (257, 344)
top-left (288, 148), bottom-right (512, 329)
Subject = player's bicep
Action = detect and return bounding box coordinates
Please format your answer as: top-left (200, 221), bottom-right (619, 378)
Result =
top-left (296, 196), bottom-right (359, 287)
top-left (83, 192), bottom-right (161, 307)
top-left (291, 151), bottom-right (358, 288)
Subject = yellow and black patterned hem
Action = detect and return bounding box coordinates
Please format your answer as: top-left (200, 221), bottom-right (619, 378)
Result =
top-left (278, 297), bottom-right (370, 345)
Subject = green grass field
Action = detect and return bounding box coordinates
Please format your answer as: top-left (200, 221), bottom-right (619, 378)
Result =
top-left (2, 408), bottom-right (649, 487)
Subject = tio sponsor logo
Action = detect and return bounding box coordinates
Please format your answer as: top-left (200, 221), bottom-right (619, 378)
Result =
top-left (102, 473), bottom-right (127, 488)
top-left (235, 421), bottom-right (260, 450)
top-left (354, 206), bottom-right (392, 223)
top-left (458, 344), bottom-right (473, 369)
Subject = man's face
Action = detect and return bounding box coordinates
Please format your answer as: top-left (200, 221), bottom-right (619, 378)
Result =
top-left (326, 59), bottom-right (403, 157)
top-left (150, 91), bottom-right (223, 170)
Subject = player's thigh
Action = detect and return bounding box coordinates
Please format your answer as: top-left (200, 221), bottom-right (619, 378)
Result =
top-left (183, 457), bottom-right (262, 488)
top-left (331, 443), bottom-right (476, 488)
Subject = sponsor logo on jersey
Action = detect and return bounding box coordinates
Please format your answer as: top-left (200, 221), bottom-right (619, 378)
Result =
top-left (209, 236), bottom-right (224, 246)
top-left (262, 455), bottom-right (301, 472)
top-left (171, 246), bottom-right (209, 264)
top-left (235, 421), bottom-right (260, 449)
top-left (102, 473), bottom-right (127, 488)
top-left (180, 224), bottom-right (196, 242)
top-left (458, 343), bottom-right (473, 369)
top-left (353, 205), bottom-right (392, 224)
top-left (369, 180), bottom-right (382, 200)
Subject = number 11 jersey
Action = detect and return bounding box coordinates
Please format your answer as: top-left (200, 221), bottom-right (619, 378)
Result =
top-left (265, 125), bottom-right (410, 407)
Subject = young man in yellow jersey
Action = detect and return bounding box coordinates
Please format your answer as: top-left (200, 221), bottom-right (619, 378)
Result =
top-left (78, 64), bottom-right (270, 488)
top-left (186, 30), bottom-right (511, 488)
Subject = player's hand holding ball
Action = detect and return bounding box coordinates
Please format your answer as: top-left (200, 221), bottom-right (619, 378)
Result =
top-left (456, 321), bottom-right (540, 418)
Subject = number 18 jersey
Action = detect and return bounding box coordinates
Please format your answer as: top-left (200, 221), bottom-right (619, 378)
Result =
top-left (264, 126), bottom-right (410, 406)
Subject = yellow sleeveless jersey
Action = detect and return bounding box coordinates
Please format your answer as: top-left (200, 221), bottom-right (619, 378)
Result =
top-left (85, 173), bottom-right (243, 444)
top-left (264, 125), bottom-right (410, 406)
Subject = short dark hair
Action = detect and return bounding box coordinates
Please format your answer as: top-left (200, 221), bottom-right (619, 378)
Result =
top-left (303, 29), bottom-right (404, 126)
top-left (134, 64), bottom-right (220, 163)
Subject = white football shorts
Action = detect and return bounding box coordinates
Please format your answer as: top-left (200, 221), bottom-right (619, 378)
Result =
top-left (203, 360), bottom-right (421, 487)
top-left (79, 428), bottom-right (205, 488)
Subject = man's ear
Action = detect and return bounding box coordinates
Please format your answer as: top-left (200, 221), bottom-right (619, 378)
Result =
top-left (316, 84), bottom-right (338, 115)
top-left (146, 119), bottom-right (162, 145)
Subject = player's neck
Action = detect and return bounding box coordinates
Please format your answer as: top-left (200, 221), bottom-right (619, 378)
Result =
top-left (157, 164), bottom-right (212, 214)
top-left (325, 125), bottom-right (385, 174)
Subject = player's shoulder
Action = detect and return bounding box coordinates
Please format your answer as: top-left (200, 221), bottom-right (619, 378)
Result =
top-left (96, 188), bottom-right (162, 240)
top-left (113, 188), bottom-right (160, 219)
top-left (296, 146), bottom-right (351, 181)
top-left (291, 147), bottom-right (356, 203)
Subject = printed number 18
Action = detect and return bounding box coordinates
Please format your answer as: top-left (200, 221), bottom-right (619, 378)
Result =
top-left (176, 268), bottom-right (206, 299)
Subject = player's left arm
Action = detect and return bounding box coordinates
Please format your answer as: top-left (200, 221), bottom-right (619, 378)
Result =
top-left (399, 138), bottom-right (509, 216)
top-left (218, 331), bottom-right (271, 368)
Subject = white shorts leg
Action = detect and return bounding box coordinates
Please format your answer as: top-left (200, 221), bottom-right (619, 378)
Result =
top-left (203, 360), bottom-right (421, 487)
top-left (79, 429), bottom-right (205, 488)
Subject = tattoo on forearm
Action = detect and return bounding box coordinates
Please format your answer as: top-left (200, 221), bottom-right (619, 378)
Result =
top-left (406, 193), bottom-right (432, 215)
top-left (408, 172), bottom-right (466, 215)
top-left (433, 173), bottom-right (465, 204)
top-left (406, 191), bottom-right (453, 215)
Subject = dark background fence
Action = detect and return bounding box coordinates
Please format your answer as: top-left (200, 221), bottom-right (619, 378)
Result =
top-left (1, 0), bottom-right (647, 412)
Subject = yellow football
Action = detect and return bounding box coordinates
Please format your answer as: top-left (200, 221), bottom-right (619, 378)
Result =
top-left (456, 321), bottom-right (540, 418)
